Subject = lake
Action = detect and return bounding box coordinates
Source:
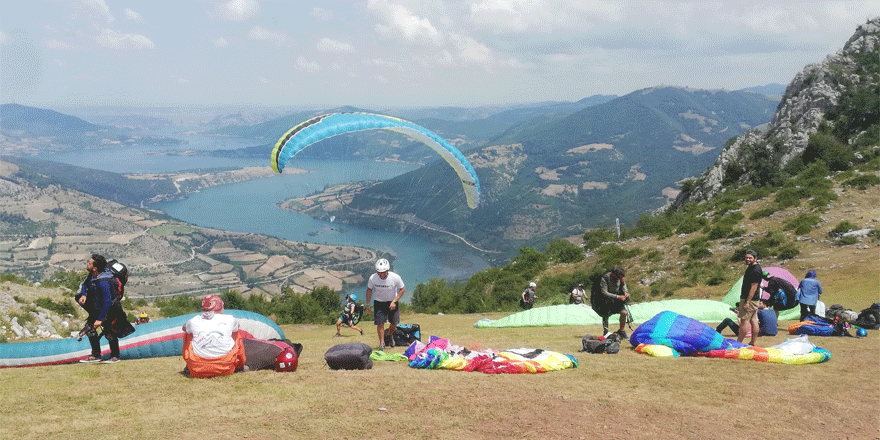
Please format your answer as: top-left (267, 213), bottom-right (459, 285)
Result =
top-left (53, 137), bottom-right (491, 301)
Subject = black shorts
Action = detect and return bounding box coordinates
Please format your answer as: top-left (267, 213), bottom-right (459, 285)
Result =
top-left (373, 301), bottom-right (400, 326)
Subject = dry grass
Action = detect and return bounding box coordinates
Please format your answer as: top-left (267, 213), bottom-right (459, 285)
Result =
top-left (2, 311), bottom-right (878, 440)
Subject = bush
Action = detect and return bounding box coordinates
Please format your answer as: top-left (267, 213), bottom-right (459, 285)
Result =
top-left (844, 173), bottom-right (880, 190)
top-left (831, 221), bottom-right (857, 234)
top-left (837, 236), bottom-right (858, 246)
top-left (750, 206), bottom-right (779, 220)
top-left (545, 238), bottom-right (584, 264)
top-left (583, 228), bottom-right (616, 250)
top-left (34, 297), bottom-right (79, 317)
top-left (783, 214), bottom-right (822, 235)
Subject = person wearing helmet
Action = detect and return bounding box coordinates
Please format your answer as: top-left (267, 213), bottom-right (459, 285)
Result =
top-left (570, 283), bottom-right (586, 305)
top-left (365, 258), bottom-right (405, 350)
top-left (520, 282), bottom-right (537, 310)
top-left (180, 295), bottom-right (246, 378)
top-left (335, 294), bottom-right (364, 337)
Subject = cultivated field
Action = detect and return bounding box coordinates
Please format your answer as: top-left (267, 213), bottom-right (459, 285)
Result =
top-left (2, 309), bottom-right (878, 440)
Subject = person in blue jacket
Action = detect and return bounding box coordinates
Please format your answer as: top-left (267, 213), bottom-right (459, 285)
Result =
top-left (796, 270), bottom-right (823, 321)
top-left (76, 254), bottom-right (128, 363)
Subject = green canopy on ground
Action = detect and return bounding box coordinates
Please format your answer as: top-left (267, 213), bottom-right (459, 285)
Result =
top-left (474, 300), bottom-right (738, 329)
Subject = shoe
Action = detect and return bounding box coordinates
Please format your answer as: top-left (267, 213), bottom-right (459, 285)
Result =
top-left (333, 333), bottom-right (342, 337)
top-left (616, 330), bottom-right (627, 339)
top-left (378, 343), bottom-right (385, 351)
top-left (80, 355), bottom-right (101, 363)
top-left (101, 357), bottom-right (120, 364)
top-left (359, 329), bottom-right (364, 335)
top-left (388, 338), bottom-right (395, 348)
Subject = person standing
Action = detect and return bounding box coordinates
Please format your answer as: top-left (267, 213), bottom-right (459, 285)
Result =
top-left (520, 282), bottom-right (537, 309)
top-left (738, 250), bottom-right (763, 346)
top-left (592, 268), bottom-right (630, 337)
top-left (365, 259), bottom-right (405, 351)
top-left (76, 254), bottom-right (130, 364)
top-left (181, 295), bottom-right (246, 378)
top-left (570, 283), bottom-right (586, 305)
top-left (796, 270), bottom-right (823, 321)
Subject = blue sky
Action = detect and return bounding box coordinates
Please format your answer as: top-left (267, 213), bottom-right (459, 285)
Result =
top-left (1, 1), bottom-right (877, 109)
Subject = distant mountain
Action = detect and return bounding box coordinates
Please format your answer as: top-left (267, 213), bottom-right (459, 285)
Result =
top-left (0, 103), bottom-right (184, 152)
top-left (737, 83), bottom-right (787, 97)
top-left (346, 87), bottom-right (779, 253)
top-left (1, 103), bottom-right (104, 135)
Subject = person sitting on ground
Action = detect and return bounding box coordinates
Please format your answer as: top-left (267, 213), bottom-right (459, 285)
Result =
top-left (335, 294), bottom-right (364, 337)
top-left (761, 271), bottom-right (797, 314)
top-left (181, 295), bottom-right (246, 378)
top-left (592, 268), bottom-right (630, 338)
top-left (716, 302), bottom-right (778, 337)
top-left (136, 311), bottom-right (150, 325)
top-left (570, 283), bottom-right (586, 305)
top-left (520, 282), bottom-right (537, 310)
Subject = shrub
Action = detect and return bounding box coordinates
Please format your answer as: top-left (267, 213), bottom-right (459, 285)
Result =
top-left (34, 297), bottom-right (79, 317)
top-left (582, 228), bottom-right (616, 251)
top-left (844, 174), bottom-right (880, 190)
top-left (545, 238), bottom-right (584, 264)
top-left (750, 206), bottom-right (779, 220)
top-left (783, 214), bottom-right (822, 235)
top-left (831, 221), bottom-right (857, 234)
top-left (837, 236), bottom-right (858, 246)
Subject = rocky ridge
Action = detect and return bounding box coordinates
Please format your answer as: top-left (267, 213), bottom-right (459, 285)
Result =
top-left (681, 17), bottom-right (879, 203)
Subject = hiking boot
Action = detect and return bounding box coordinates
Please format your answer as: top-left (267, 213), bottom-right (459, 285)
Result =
top-left (79, 355), bottom-right (101, 363)
top-left (101, 357), bottom-right (120, 364)
top-left (378, 343), bottom-right (385, 351)
top-left (616, 330), bottom-right (627, 339)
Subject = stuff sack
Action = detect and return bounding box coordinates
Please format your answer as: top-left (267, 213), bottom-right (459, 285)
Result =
top-left (384, 324), bottom-right (421, 347)
top-left (579, 334), bottom-right (620, 354)
top-left (853, 303), bottom-right (880, 330)
top-left (325, 342), bottom-right (373, 370)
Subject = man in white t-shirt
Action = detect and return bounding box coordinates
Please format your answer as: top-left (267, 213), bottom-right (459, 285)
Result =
top-left (365, 258), bottom-right (405, 350)
top-left (181, 295), bottom-right (245, 377)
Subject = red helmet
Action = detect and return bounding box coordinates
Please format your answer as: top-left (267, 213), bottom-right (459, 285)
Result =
top-left (274, 346), bottom-right (299, 372)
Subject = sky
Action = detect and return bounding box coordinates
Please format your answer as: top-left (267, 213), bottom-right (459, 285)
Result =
top-left (1, 1), bottom-right (878, 110)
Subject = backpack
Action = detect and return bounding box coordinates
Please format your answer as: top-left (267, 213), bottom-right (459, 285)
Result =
top-left (579, 334), bottom-right (620, 354)
top-left (853, 303), bottom-right (880, 330)
top-left (106, 259), bottom-right (129, 301)
top-left (384, 323), bottom-right (421, 347)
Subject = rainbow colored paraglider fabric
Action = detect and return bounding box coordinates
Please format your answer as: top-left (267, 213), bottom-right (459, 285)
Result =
top-left (406, 336), bottom-right (577, 374)
top-left (630, 311), bottom-right (830, 364)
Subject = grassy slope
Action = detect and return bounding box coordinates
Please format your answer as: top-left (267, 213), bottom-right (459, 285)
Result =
top-left (546, 181), bottom-right (880, 310)
top-left (0, 312), bottom-right (877, 440)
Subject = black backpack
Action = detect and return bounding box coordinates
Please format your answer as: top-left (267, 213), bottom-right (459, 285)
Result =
top-left (106, 259), bottom-right (129, 301)
top-left (854, 303), bottom-right (880, 330)
top-left (579, 334), bottom-right (621, 354)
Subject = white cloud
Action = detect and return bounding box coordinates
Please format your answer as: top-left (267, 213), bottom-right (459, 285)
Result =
top-left (46, 39), bottom-right (74, 50)
top-left (78, 0), bottom-right (115, 24)
top-left (214, 37), bottom-right (229, 48)
top-left (296, 56), bottom-right (320, 73)
top-left (368, 0), bottom-right (443, 46)
top-left (449, 33), bottom-right (493, 64)
top-left (95, 29), bottom-right (155, 49)
top-left (220, 0), bottom-right (260, 22)
top-left (317, 38), bottom-right (354, 53)
top-left (312, 7), bottom-right (334, 22)
top-left (124, 8), bottom-right (143, 22)
top-left (248, 26), bottom-right (287, 45)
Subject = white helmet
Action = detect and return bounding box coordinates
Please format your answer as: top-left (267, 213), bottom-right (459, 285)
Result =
top-left (529, 282), bottom-right (536, 288)
top-left (375, 258), bottom-right (390, 272)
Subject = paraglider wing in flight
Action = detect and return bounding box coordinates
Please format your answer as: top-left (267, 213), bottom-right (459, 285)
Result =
top-left (270, 112), bottom-right (481, 208)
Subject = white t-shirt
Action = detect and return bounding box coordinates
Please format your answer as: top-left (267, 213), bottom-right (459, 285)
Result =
top-left (367, 271), bottom-right (405, 302)
top-left (184, 313), bottom-right (239, 359)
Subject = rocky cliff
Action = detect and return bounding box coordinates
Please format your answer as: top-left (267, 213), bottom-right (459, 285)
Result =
top-left (678, 17), bottom-right (879, 205)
